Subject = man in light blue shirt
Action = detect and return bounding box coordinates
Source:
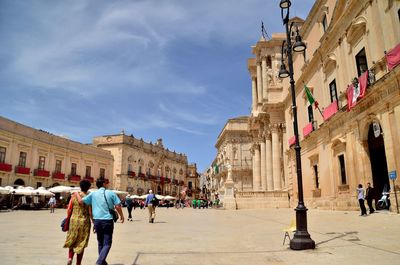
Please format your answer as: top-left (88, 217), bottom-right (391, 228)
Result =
top-left (145, 190), bottom-right (157, 223)
top-left (83, 178), bottom-right (124, 265)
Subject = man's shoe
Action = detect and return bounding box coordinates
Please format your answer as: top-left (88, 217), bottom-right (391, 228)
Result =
top-left (151, 218), bottom-right (154, 223)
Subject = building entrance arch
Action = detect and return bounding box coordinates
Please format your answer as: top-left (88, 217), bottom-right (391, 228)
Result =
top-left (14, 178), bottom-right (25, 187)
top-left (367, 122), bottom-right (389, 197)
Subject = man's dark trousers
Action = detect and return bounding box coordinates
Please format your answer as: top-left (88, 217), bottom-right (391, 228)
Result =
top-left (94, 219), bottom-right (114, 265)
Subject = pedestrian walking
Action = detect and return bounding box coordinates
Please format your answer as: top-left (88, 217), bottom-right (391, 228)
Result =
top-left (357, 184), bottom-right (367, 216)
top-left (48, 195), bottom-right (56, 213)
top-left (365, 182), bottom-right (375, 214)
top-left (63, 179), bottom-right (92, 265)
top-left (145, 190), bottom-right (157, 223)
top-left (125, 195), bottom-right (134, 221)
top-left (82, 178), bottom-right (125, 265)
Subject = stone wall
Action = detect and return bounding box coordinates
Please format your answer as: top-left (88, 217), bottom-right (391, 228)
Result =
top-left (234, 191), bottom-right (290, 209)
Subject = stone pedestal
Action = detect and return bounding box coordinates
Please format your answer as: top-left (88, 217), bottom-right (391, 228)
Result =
top-left (223, 180), bottom-right (237, 210)
top-left (223, 164), bottom-right (237, 210)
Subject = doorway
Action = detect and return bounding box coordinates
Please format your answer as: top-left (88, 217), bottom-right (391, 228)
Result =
top-left (14, 178), bottom-right (25, 187)
top-left (367, 122), bottom-right (389, 198)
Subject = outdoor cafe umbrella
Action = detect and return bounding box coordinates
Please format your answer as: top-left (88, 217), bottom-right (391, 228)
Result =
top-left (155, 194), bottom-right (165, 200)
top-left (12, 186), bottom-right (35, 196)
top-left (163, 195), bottom-right (176, 201)
top-left (0, 187), bottom-right (10, 194)
top-left (48, 186), bottom-right (79, 193)
top-left (110, 190), bottom-right (129, 196)
top-left (129, 195), bottom-right (140, 199)
top-left (33, 187), bottom-right (54, 196)
top-left (139, 194), bottom-right (148, 200)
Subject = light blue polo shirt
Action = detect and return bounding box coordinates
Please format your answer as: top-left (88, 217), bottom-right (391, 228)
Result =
top-left (83, 187), bottom-right (121, 220)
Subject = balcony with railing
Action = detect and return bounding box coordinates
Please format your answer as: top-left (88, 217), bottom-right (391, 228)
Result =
top-left (84, 176), bottom-right (94, 183)
top-left (69, 174), bottom-right (81, 182)
top-left (34, 169), bottom-right (50, 178)
top-left (0, 163), bottom-right (12, 172)
top-left (288, 136), bottom-right (296, 147)
top-left (127, 171), bottom-right (136, 178)
top-left (302, 121), bottom-right (315, 138)
top-left (52, 172), bottom-right (65, 180)
top-left (323, 101), bottom-right (338, 121)
top-left (15, 166), bottom-right (30, 175)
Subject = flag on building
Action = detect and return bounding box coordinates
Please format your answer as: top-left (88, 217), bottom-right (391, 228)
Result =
top-left (347, 70), bottom-right (369, 111)
top-left (213, 164), bottom-right (219, 174)
top-left (386, 43), bottom-right (400, 71)
top-left (304, 85), bottom-right (319, 109)
top-left (358, 70), bottom-right (368, 99)
top-left (347, 84), bottom-right (355, 111)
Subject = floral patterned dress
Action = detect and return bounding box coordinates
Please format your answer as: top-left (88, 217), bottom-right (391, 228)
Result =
top-left (63, 195), bottom-right (91, 254)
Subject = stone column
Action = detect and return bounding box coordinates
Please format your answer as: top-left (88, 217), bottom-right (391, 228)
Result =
top-left (381, 113), bottom-right (397, 180)
top-left (272, 125), bottom-right (281, 190)
top-left (262, 56), bottom-right (268, 102)
top-left (256, 61), bottom-right (263, 104)
top-left (260, 137), bottom-right (267, 191)
top-left (266, 132), bottom-right (273, 191)
top-left (253, 143), bottom-right (261, 191)
top-left (252, 77), bottom-right (258, 112)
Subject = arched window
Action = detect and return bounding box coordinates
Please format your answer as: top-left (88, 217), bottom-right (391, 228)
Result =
top-left (14, 178), bottom-right (25, 187)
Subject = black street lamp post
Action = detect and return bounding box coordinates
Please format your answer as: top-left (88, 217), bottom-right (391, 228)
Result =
top-left (278, 0), bottom-right (315, 250)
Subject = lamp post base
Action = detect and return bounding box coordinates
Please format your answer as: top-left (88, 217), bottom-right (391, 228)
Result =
top-left (290, 205), bottom-right (315, 250)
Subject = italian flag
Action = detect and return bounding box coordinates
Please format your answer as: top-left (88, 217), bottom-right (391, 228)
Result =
top-left (304, 85), bottom-right (319, 109)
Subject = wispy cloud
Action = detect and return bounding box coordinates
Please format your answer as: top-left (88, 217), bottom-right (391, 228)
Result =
top-left (0, 0), bottom-right (315, 170)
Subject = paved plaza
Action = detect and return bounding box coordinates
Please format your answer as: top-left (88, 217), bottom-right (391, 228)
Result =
top-left (0, 207), bottom-right (399, 265)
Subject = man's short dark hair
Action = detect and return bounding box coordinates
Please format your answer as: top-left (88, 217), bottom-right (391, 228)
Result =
top-left (96, 178), bottom-right (109, 189)
top-left (80, 179), bottom-right (91, 192)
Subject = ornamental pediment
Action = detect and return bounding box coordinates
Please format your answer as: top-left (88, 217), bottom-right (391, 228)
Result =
top-left (346, 16), bottom-right (367, 46)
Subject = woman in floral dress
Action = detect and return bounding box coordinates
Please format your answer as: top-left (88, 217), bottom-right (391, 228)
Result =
top-left (63, 179), bottom-right (92, 265)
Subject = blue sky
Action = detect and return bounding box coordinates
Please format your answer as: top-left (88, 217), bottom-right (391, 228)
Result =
top-left (0, 0), bottom-right (314, 172)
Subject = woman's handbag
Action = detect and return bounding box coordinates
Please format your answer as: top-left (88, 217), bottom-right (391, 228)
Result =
top-left (103, 190), bottom-right (118, 223)
top-left (61, 198), bottom-right (73, 232)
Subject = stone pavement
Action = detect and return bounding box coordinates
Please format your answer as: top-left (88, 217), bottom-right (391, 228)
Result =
top-left (0, 207), bottom-right (399, 265)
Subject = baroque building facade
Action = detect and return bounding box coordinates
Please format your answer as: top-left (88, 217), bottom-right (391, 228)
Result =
top-left (249, 0), bottom-right (400, 210)
top-left (213, 116), bottom-right (253, 195)
top-left (93, 133), bottom-right (198, 196)
top-left (0, 116), bottom-right (114, 188)
top-left (209, 0), bottom-right (400, 210)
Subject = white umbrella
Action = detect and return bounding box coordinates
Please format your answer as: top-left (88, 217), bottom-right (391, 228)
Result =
top-left (110, 190), bottom-right (128, 196)
top-left (32, 187), bottom-right (54, 196)
top-left (12, 187), bottom-right (34, 196)
top-left (0, 187), bottom-right (10, 194)
top-left (129, 195), bottom-right (140, 199)
top-left (163, 195), bottom-right (176, 201)
top-left (49, 186), bottom-right (79, 193)
top-left (139, 194), bottom-right (148, 200)
top-left (155, 194), bottom-right (165, 200)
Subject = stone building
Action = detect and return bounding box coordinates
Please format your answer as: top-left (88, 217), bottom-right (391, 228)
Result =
top-left (213, 116), bottom-right (253, 194)
top-left (248, 0), bottom-right (400, 210)
top-left (92, 133), bottom-right (198, 196)
top-left (0, 116), bottom-right (114, 188)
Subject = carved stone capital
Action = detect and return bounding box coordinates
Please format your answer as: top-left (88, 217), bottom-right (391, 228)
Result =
top-left (271, 123), bottom-right (280, 133)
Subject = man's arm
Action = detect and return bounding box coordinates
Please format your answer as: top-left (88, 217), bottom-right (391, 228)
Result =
top-left (82, 192), bottom-right (92, 205)
top-left (115, 204), bottom-right (124, 223)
